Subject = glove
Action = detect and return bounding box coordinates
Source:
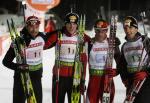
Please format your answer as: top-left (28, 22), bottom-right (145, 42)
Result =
top-left (80, 53), bottom-right (87, 63)
top-left (80, 80), bottom-right (86, 95)
top-left (17, 64), bottom-right (29, 72)
top-left (105, 68), bottom-right (118, 78)
top-left (133, 71), bottom-right (148, 83)
top-left (115, 37), bottom-right (121, 46)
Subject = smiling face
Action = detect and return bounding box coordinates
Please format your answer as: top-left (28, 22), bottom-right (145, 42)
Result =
top-left (123, 19), bottom-right (138, 39)
top-left (26, 16), bottom-right (41, 38)
top-left (26, 24), bottom-right (40, 38)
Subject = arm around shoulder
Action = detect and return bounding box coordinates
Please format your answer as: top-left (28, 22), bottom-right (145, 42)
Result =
top-left (2, 46), bottom-right (19, 71)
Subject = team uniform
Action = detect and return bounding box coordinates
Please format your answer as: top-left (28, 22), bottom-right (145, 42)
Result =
top-left (2, 16), bottom-right (55, 103)
top-left (86, 37), bottom-right (121, 103)
top-left (45, 17), bottom-right (56, 32)
top-left (120, 32), bottom-right (150, 103)
top-left (120, 16), bottom-right (150, 103)
top-left (44, 12), bottom-right (91, 103)
top-left (44, 27), bottom-right (90, 103)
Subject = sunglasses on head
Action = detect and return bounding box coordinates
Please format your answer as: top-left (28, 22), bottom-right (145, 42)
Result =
top-left (26, 20), bottom-right (40, 26)
top-left (94, 27), bottom-right (108, 33)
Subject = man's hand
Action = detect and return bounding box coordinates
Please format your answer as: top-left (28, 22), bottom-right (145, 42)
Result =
top-left (133, 71), bottom-right (148, 83)
top-left (18, 64), bottom-right (29, 72)
top-left (80, 53), bottom-right (87, 62)
top-left (80, 81), bottom-right (86, 95)
top-left (105, 68), bottom-right (118, 78)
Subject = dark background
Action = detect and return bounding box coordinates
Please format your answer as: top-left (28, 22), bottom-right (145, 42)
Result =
top-left (0, 0), bottom-right (150, 30)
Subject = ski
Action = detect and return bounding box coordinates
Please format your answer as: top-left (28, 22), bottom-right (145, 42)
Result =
top-left (102, 15), bottom-right (118, 103)
top-left (71, 14), bottom-right (86, 103)
top-left (123, 78), bottom-right (146, 103)
top-left (7, 19), bottom-right (37, 103)
top-left (123, 11), bottom-right (149, 103)
top-left (55, 31), bottom-right (62, 103)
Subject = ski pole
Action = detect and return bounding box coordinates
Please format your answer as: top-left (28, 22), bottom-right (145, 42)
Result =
top-left (55, 32), bottom-right (62, 103)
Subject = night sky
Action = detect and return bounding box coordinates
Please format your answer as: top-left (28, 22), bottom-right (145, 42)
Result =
top-left (0, 0), bottom-right (18, 13)
top-left (0, 0), bottom-right (149, 30)
top-left (0, 0), bottom-right (149, 13)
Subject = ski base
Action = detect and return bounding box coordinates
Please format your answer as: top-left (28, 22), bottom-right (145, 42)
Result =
top-left (102, 92), bottom-right (110, 103)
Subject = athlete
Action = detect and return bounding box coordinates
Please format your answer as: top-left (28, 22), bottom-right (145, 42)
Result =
top-left (86, 19), bottom-right (121, 103)
top-left (120, 16), bottom-right (150, 103)
top-left (2, 15), bottom-right (55, 103)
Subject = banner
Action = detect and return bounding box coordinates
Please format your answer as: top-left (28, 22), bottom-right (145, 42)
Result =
top-left (26, 0), bottom-right (60, 12)
top-left (24, 0), bottom-right (60, 31)
top-left (25, 2), bottom-right (45, 31)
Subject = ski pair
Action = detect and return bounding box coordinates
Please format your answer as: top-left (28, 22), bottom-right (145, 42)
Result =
top-left (71, 14), bottom-right (86, 103)
top-left (54, 30), bottom-right (84, 103)
top-left (55, 31), bottom-right (62, 103)
top-left (102, 15), bottom-right (118, 103)
top-left (124, 78), bottom-right (146, 103)
top-left (123, 11), bottom-right (149, 103)
top-left (7, 19), bottom-right (37, 103)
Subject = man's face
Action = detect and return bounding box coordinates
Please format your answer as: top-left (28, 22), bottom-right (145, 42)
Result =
top-left (95, 27), bottom-right (108, 38)
top-left (27, 24), bottom-right (39, 38)
top-left (65, 22), bottom-right (78, 35)
top-left (94, 20), bottom-right (108, 38)
top-left (123, 19), bottom-right (138, 39)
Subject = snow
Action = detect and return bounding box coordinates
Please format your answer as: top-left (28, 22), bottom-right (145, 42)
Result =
top-left (0, 22), bottom-right (149, 103)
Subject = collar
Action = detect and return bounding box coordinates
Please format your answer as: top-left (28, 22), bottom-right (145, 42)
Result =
top-left (92, 37), bottom-right (108, 43)
top-left (63, 27), bottom-right (77, 37)
top-left (125, 32), bottom-right (142, 42)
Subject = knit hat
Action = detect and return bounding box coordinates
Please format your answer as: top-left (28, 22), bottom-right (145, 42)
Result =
top-left (26, 16), bottom-right (40, 26)
top-left (94, 19), bottom-right (109, 29)
top-left (65, 12), bottom-right (79, 24)
top-left (124, 16), bottom-right (138, 28)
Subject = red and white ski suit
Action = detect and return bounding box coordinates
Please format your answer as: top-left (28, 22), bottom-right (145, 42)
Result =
top-left (45, 28), bottom-right (91, 103)
top-left (86, 37), bottom-right (121, 103)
